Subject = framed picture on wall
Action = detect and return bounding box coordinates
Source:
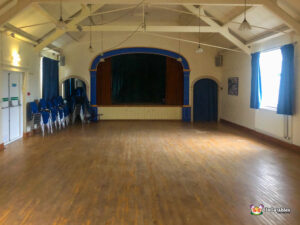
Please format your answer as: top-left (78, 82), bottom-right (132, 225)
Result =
top-left (228, 77), bottom-right (239, 96)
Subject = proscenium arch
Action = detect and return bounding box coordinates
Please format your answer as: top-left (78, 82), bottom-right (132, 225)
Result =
top-left (89, 47), bottom-right (191, 122)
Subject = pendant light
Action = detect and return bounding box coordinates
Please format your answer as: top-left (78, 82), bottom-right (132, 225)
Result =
top-left (88, 5), bottom-right (93, 53)
top-left (100, 14), bottom-right (105, 62)
top-left (57, 0), bottom-right (66, 30)
top-left (196, 6), bottom-right (204, 54)
top-left (177, 34), bottom-right (182, 62)
top-left (239, 0), bottom-right (252, 31)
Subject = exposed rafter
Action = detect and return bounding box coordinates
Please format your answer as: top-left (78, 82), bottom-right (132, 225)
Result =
top-left (223, 6), bottom-right (257, 27)
top-left (246, 25), bottom-right (292, 45)
top-left (0, 0), bottom-right (298, 53)
top-left (32, 2), bottom-right (58, 24)
top-left (68, 25), bottom-right (219, 33)
top-left (262, 0), bottom-right (300, 34)
top-left (31, 0), bottom-right (263, 6)
top-left (33, 3), bottom-right (80, 42)
top-left (3, 23), bottom-right (62, 53)
top-left (0, 0), bottom-right (32, 26)
top-left (34, 4), bottom-right (104, 51)
top-left (184, 5), bottom-right (251, 54)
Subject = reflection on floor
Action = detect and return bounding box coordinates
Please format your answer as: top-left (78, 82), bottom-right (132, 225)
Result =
top-left (0, 121), bottom-right (299, 225)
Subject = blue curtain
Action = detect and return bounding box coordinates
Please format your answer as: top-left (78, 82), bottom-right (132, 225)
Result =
top-left (250, 52), bottom-right (262, 109)
top-left (193, 79), bottom-right (218, 122)
top-left (42, 57), bottom-right (59, 101)
top-left (277, 44), bottom-right (295, 115)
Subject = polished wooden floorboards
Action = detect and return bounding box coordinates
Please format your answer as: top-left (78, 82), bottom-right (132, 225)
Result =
top-left (0, 121), bottom-right (299, 225)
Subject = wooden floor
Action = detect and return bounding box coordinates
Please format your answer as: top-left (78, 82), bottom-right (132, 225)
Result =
top-left (0, 121), bottom-right (299, 225)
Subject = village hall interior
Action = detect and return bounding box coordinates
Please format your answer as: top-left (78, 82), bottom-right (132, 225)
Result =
top-left (0, 0), bottom-right (300, 224)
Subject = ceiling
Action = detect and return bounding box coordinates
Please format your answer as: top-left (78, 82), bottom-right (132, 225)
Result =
top-left (1, 0), bottom-right (300, 53)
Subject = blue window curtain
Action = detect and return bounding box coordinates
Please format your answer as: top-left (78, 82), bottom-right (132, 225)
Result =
top-left (42, 57), bottom-right (59, 101)
top-left (250, 52), bottom-right (262, 109)
top-left (277, 44), bottom-right (295, 115)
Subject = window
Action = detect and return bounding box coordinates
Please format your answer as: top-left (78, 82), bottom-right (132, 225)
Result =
top-left (259, 49), bottom-right (282, 109)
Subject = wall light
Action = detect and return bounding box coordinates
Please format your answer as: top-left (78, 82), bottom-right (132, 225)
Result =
top-left (12, 50), bottom-right (21, 66)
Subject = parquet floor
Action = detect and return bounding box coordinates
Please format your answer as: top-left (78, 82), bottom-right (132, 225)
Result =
top-left (0, 121), bottom-right (299, 225)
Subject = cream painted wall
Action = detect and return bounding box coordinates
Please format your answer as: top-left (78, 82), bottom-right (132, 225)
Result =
top-left (0, 32), bottom-right (41, 144)
top-left (61, 32), bottom-right (223, 120)
top-left (221, 33), bottom-right (300, 146)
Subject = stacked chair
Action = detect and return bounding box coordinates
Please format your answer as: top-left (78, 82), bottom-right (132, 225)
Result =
top-left (28, 89), bottom-right (98, 136)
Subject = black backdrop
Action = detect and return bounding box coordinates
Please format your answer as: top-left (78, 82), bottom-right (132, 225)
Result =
top-left (111, 54), bottom-right (166, 104)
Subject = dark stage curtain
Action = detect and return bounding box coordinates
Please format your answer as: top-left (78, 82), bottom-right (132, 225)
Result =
top-left (97, 58), bottom-right (112, 105)
top-left (42, 57), bottom-right (59, 101)
top-left (165, 57), bottom-right (183, 105)
top-left (111, 54), bottom-right (166, 104)
top-left (193, 79), bottom-right (218, 122)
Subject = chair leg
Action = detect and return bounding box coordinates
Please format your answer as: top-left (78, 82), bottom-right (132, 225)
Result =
top-left (40, 121), bottom-right (45, 137)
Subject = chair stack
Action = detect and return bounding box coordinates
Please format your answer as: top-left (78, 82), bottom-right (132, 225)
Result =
top-left (28, 94), bottom-right (97, 136)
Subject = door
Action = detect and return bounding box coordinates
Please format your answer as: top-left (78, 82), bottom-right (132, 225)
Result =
top-left (193, 79), bottom-right (218, 122)
top-left (1, 71), bottom-right (22, 144)
top-left (1, 72), bottom-right (9, 144)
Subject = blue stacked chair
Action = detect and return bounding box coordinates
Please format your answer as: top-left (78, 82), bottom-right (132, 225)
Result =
top-left (63, 104), bottom-right (70, 126)
top-left (39, 99), bottom-right (53, 135)
top-left (47, 100), bottom-right (58, 130)
top-left (29, 102), bottom-right (41, 131)
top-left (52, 97), bottom-right (65, 129)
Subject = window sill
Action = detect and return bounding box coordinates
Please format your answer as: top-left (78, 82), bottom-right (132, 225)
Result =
top-left (260, 106), bottom-right (277, 112)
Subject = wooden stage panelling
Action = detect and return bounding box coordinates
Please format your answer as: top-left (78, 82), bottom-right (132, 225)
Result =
top-left (0, 121), bottom-right (299, 225)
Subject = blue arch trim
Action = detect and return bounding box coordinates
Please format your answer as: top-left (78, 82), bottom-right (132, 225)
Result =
top-left (90, 47), bottom-right (190, 71)
top-left (90, 47), bottom-right (191, 122)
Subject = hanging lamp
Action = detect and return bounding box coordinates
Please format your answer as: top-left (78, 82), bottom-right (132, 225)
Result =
top-left (196, 6), bottom-right (204, 54)
top-left (100, 15), bottom-right (105, 62)
top-left (239, 0), bottom-right (252, 31)
top-left (57, 0), bottom-right (66, 30)
top-left (88, 5), bottom-right (93, 53)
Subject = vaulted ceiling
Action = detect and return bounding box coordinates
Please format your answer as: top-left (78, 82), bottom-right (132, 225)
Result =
top-left (0, 0), bottom-right (299, 54)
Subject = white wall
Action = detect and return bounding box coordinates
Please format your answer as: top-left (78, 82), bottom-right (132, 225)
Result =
top-left (61, 32), bottom-right (223, 120)
top-left (221, 34), bottom-right (300, 146)
top-left (0, 32), bottom-right (41, 144)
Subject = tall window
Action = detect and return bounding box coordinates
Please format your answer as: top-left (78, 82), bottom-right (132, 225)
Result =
top-left (259, 49), bottom-right (282, 109)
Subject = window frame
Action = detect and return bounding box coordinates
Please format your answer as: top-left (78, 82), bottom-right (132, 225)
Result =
top-left (259, 48), bottom-right (283, 111)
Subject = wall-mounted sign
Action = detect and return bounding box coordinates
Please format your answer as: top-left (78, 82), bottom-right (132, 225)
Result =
top-left (12, 83), bottom-right (17, 87)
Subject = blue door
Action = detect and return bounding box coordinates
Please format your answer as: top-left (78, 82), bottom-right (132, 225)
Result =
top-left (193, 79), bottom-right (218, 122)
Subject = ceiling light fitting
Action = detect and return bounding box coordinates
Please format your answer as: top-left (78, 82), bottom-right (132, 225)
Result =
top-left (196, 6), bottom-right (204, 54)
top-left (239, 0), bottom-right (252, 31)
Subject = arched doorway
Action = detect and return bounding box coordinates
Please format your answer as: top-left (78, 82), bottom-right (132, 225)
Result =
top-left (193, 79), bottom-right (218, 122)
top-left (62, 78), bottom-right (87, 100)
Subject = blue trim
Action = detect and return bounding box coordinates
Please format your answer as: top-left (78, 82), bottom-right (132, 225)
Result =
top-left (91, 47), bottom-right (190, 71)
top-left (90, 71), bottom-right (97, 105)
top-left (89, 47), bottom-right (191, 122)
top-left (182, 107), bottom-right (191, 122)
top-left (183, 72), bottom-right (190, 105)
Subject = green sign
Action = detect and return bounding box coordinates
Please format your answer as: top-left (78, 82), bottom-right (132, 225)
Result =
top-left (11, 97), bottom-right (19, 101)
top-left (2, 98), bottom-right (9, 102)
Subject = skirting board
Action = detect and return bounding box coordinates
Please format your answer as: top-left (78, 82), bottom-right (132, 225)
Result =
top-left (0, 143), bottom-right (4, 151)
top-left (220, 119), bottom-right (300, 152)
